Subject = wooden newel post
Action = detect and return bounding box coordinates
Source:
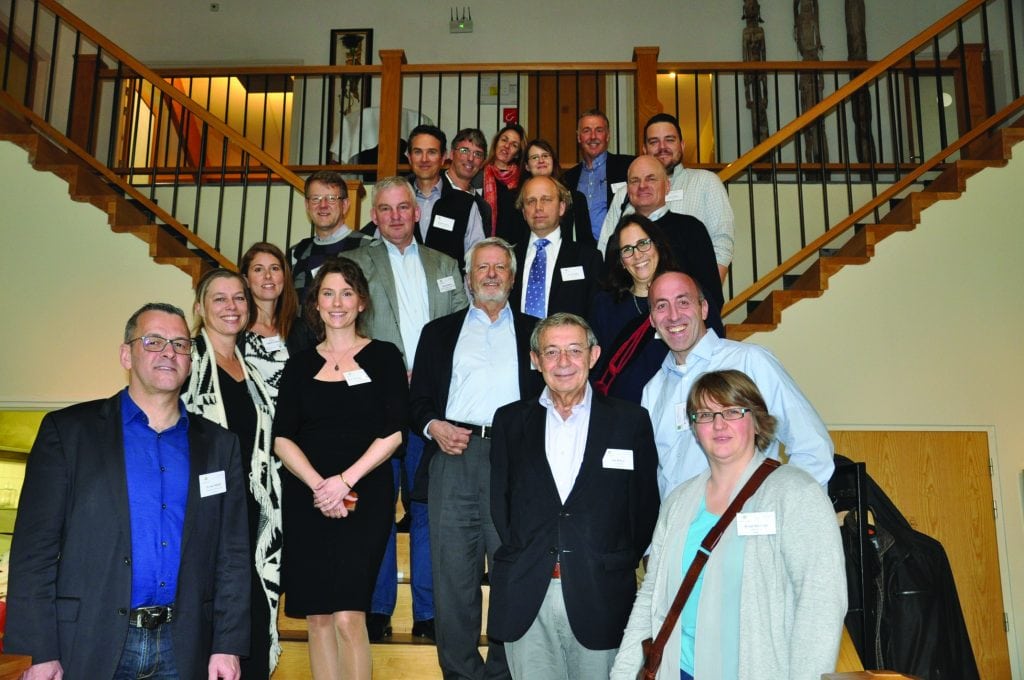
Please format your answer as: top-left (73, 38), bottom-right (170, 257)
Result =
top-left (633, 46), bottom-right (661, 151)
top-left (950, 44), bottom-right (988, 159)
top-left (377, 49), bottom-right (406, 180)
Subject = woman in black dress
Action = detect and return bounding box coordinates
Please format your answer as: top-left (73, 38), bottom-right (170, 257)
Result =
top-left (273, 258), bottom-right (408, 680)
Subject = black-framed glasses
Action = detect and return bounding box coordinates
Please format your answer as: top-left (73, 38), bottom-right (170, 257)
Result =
top-left (128, 335), bottom-right (193, 355)
top-left (306, 195), bottom-right (343, 205)
top-left (690, 407), bottom-right (751, 424)
top-left (619, 238), bottom-right (654, 258)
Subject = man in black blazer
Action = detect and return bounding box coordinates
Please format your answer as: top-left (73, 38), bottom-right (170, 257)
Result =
top-left (6, 303), bottom-right (250, 680)
top-left (561, 109), bottom-right (635, 240)
top-left (489, 313), bottom-right (659, 679)
top-left (510, 176), bottom-right (603, 320)
top-left (410, 237), bottom-right (544, 680)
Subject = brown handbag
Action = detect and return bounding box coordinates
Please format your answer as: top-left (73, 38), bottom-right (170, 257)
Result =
top-left (636, 458), bottom-right (780, 680)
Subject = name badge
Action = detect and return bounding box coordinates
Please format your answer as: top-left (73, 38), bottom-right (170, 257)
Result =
top-left (437, 275), bottom-right (457, 292)
top-left (262, 335), bottom-right (284, 352)
top-left (344, 368), bottom-right (372, 385)
top-left (666, 189), bottom-right (686, 202)
top-left (675, 403), bottom-right (690, 431)
top-left (560, 266), bottom-right (585, 281)
top-left (602, 448), bottom-right (634, 470)
top-left (199, 470), bottom-right (227, 498)
top-left (736, 511), bottom-right (777, 536)
top-left (432, 215), bottom-right (456, 232)
top-left (610, 181), bottom-right (627, 194)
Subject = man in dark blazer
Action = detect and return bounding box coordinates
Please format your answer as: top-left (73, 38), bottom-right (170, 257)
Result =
top-left (561, 109), bottom-right (634, 240)
top-left (410, 237), bottom-right (544, 680)
top-left (345, 176), bottom-right (469, 641)
top-left (510, 176), bottom-right (603, 319)
top-left (6, 303), bottom-right (250, 680)
top-left (488, 313), bottom-right (660, 679)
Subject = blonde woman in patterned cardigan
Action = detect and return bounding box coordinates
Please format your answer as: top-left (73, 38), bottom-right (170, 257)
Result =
top-left (184, 268), bottom-right (284, 678)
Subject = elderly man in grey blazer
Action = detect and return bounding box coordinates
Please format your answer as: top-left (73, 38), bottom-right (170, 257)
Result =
top-left (343, 175), bottom-right (468, 642)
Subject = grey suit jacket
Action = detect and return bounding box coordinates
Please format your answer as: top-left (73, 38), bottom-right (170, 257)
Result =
top-left (342, 239), bottom-right (469, 366)
top-left (6, 393), bottom-right (250, 680)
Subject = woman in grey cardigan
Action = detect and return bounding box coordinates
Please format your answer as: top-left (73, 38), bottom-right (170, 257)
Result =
top-left (611, 369), bottom-right (846, 680)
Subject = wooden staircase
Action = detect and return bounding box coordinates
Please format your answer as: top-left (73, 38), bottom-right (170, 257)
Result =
top-left (0, 105), bottom-right (222, 286)
top-left (725, 119), bottom-right (1024, 341)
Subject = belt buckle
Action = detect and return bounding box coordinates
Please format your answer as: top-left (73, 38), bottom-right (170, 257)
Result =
top-left (131, 605), bottom-right (172, 629)
top-left (479, 424), bottom-right (490, 439)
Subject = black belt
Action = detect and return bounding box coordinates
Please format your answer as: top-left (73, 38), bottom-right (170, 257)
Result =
top-left (447, 420), bottom-right (492, 439)
top-left (129, 605), bottom-right (173, 629)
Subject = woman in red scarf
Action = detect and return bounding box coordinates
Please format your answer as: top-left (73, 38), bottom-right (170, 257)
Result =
top-left (482, 123), bottom-right (525, 240)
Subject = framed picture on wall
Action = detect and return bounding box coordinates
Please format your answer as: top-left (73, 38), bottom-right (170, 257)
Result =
top-left (328, 28), bottom-right (373, 162)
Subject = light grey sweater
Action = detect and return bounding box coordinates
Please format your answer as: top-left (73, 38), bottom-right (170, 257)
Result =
top-left (610, 453), bottom-right (847, 680)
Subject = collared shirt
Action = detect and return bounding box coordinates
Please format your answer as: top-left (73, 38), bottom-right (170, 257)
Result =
top-left (540, 383), bottom-right (593, 503)
top-left (313, 225), bottom-right (352, 246)
top-left (121, 389), bottom-right (190, 608)
top-left (598, 165), bottom-right (735, 268)
top-left (641, 329), bottom-right (834, 499)
top-left (384, 239), bottom-right (430, 370)
top-left (519, 229), bottom-right (562, 317)
top-left (414, 177), bottom-right (486, 253)
top-left (578, 151), bottom-right (610, 238)
top-left (445, 303), bottom-right (520, 425)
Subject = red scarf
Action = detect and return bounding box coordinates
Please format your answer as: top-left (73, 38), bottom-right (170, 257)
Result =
top-left (483, 163), bottom-right (521, 235)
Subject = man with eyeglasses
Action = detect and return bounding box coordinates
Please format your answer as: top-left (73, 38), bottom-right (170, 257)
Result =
top-left (598, 113), bottom-right (735, 283)
top-left (620, 155), bottom-right (725, 337)
top-left (446, 127), bottom-right (491, 223)
top-left (642, 271), bottom-right (834, 500)
top-left (509, 176), bottom-right (602, 319)
top-left (487, 313), bottom-right (659, 680)
top-left (562, 109), bottom-right (635, 240)
top-left (290, 170), bottom-right (370, 303)
top-left (7, 302), bottom-right (251, 680)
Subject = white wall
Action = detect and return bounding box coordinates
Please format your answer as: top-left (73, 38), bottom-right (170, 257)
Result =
top-left (0, 141), bottom-right (195, 406)
top-left (750, 149), bottom-right (1024, 673)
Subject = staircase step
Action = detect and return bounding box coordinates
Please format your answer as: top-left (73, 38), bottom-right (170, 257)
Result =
top-left (882, 191), bottom-right (959, 225)
top-left (276, 640), bottom-right (455, 680)
top-left (744, 289), bottom-right (821, 326)
top-left (724, 322), bottom-right (778, 341)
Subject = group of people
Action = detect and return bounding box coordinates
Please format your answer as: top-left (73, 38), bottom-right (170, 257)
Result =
top-left (6, 109), bottom-right (848, 680)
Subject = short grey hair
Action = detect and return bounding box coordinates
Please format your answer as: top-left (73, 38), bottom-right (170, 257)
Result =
top-left (464, 236), bottom-right (518, 279)
top-left (529, 313), bottom-right (598, 354)
top-left (372, 176), bottom-right (417, 207)
top-left (124, 302), bottom-right (188, 343)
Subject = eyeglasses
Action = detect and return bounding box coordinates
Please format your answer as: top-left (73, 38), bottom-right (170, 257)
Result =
top-left (689, 407), bottom-right (751, 424)
top-left (128, 335), bottom-right (193, 355)
top-left (527, 152), bottom-right (552, 163)
top-left (619, 238), bottom-right (654, 258)
top-left (539, 346), bottom-right (588, 362)
top-left (307, 195), bottom-right (343, 205)
top-left (455, 147), bottom-right (486, 160)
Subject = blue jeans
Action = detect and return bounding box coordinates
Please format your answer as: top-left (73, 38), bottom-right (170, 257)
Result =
top-left (370, 432), bottom-right (434, 620)
top-left (113, 620), bottom-right (179, 679)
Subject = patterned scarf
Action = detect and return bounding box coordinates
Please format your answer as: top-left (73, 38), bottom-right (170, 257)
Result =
top-left (483, 163), bottom-right (521, 235)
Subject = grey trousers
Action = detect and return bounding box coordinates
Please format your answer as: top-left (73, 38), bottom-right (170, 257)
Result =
top-left (428, 435), bottom-right (510, 680)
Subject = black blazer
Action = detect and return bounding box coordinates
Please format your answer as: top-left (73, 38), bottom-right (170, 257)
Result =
top-left (563, 152), bottom-right (635, 214)
top-left (488, 393), bottom-right (660, 649)
top-left (510, 238), bottom-right (603, 319)
top-left (6, 394), bottom-right (251, 680)
top-left (409, 307), bottom-right (545, 499)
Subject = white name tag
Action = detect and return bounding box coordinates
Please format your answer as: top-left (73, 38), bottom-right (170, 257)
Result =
top-left (560, 266), bottom-right (585, 281)
top-left (432, 215), bottom-right (456, 232)
top-left (199, 470), bottom-right (227, 498)
top-left (262, 335), bottom-right (284, 352)
top-left (611, 181), bottom-right (627, 194)
top-left (602, 448), bottom-right (634, 470)
top-left (344, 368), bottom-right (372, 385)
top-left (736, 511), bottom-right (777, 536)
top-left (436, 275), bottom-right (457, 292)
top-left (666, 189), bottom-right (686, 202)
top-left (675, 403), bottom-right (690, 431)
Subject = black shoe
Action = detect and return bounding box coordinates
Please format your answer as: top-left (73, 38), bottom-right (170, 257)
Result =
top-left (366, 613), bottom-right (392, 642)
top-left (412, 618), bottom-right (436, 641)
top-left (395, 513), bottom-right (411, 533)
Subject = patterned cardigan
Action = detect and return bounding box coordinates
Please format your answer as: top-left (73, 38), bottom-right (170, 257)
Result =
top-left (183, 328), bottom-right (283, 671)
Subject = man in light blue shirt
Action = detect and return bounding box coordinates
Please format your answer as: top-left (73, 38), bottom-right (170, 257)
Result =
top-left (344, 176), bottom-right (468, 642)
top-left (562, 109), bottom-right (634, 239)
top-left (642, 271), bottom-right (834, 499)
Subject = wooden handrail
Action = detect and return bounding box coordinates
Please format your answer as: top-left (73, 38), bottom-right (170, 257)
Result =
top-left (721, 94), bottom-right (1024, 317)
top-left (400, 62), bottom-right (637, 74)
top-left (0, 91), bottom-right (236, 271)
top-left (658, 59), bottom-right (960, 72)
top-left (719, 0), bottom-right (987, 185)
top-left (34, 0), bottom-right (306, 195)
